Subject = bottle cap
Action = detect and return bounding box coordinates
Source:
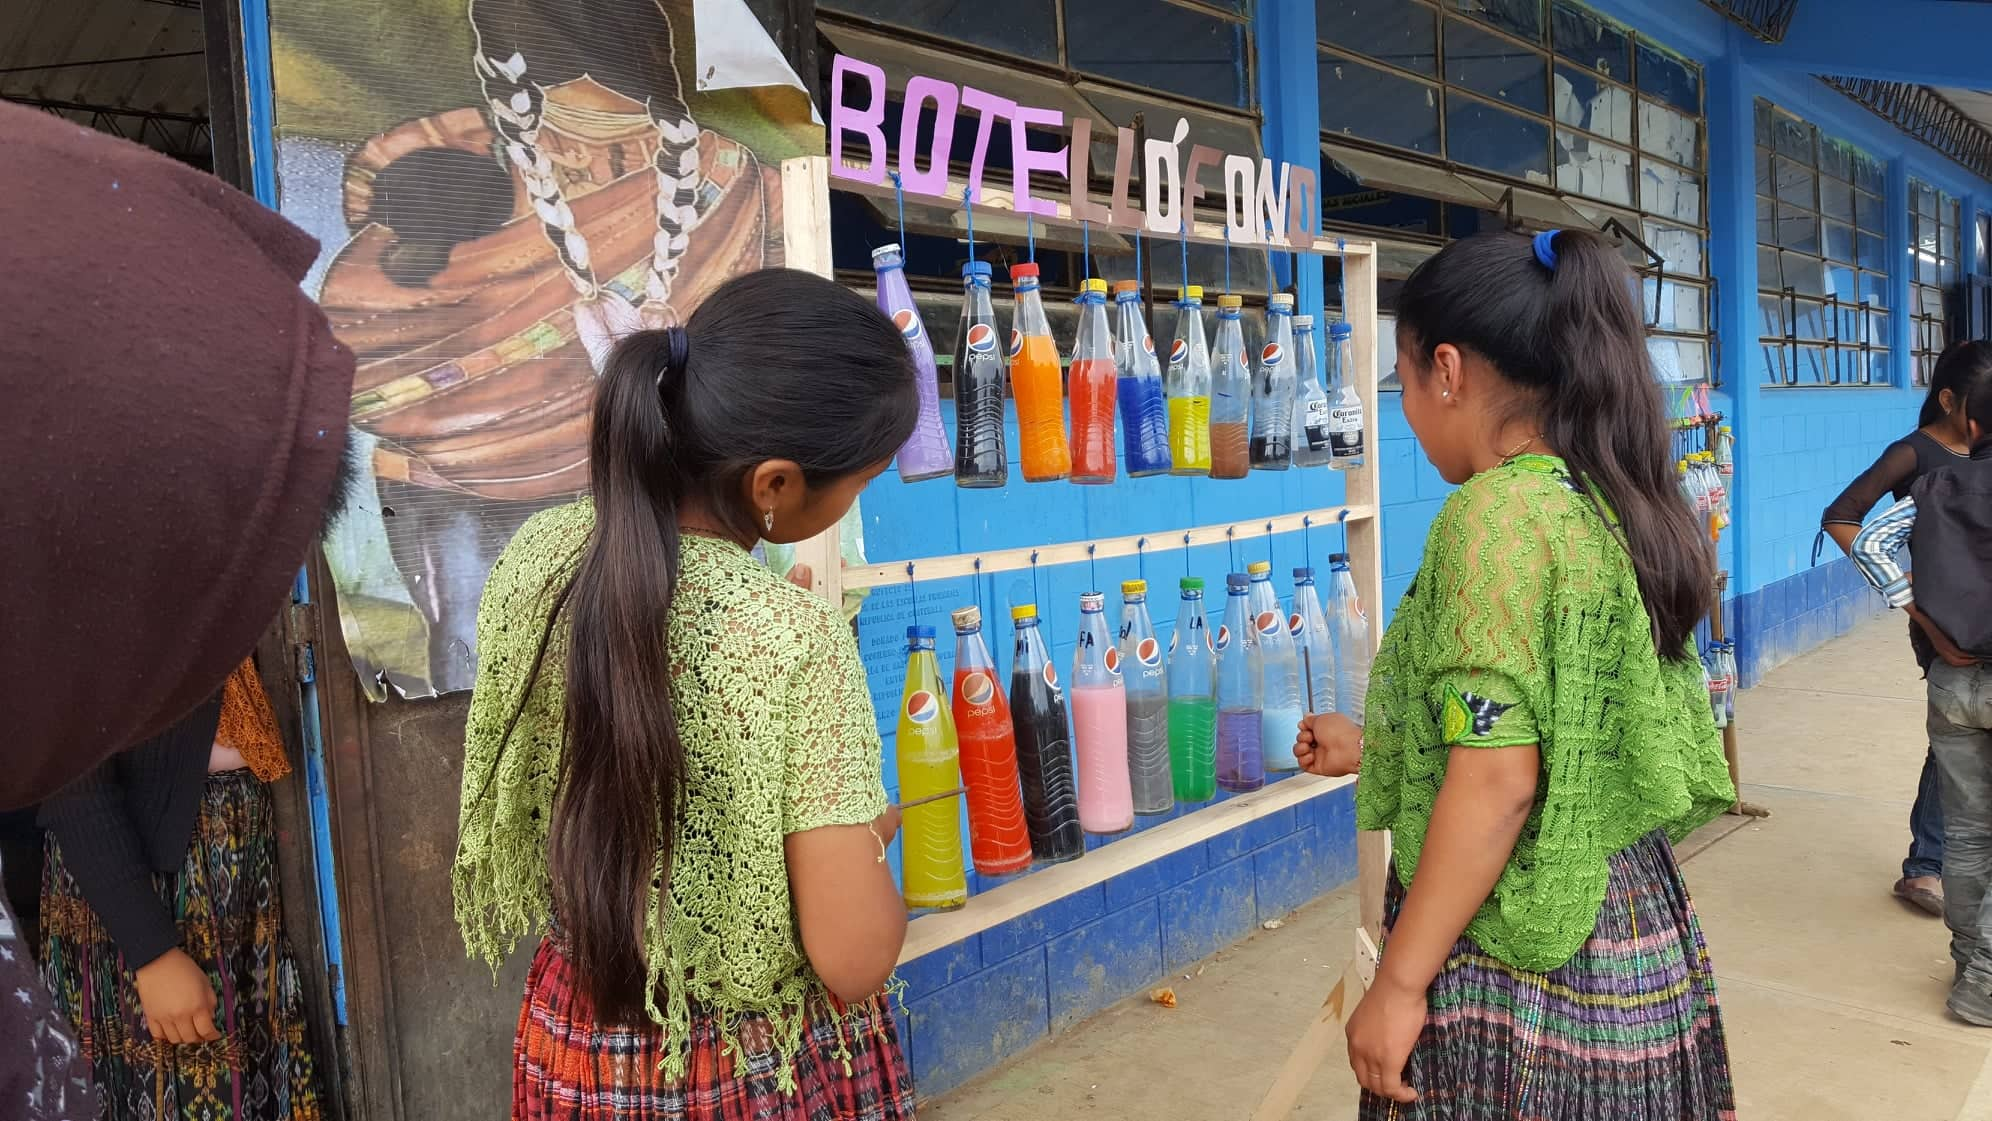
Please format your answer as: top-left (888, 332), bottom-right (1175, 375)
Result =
top-left (907, 624), bottom-right (935, 640)
top-left (1329, 551), bottom-right (1351, 564)
top-left (1269, 293), bottom-right (1295, 310)
top-left (951, 605), bottom-right (982, 629)
top-left (1010, 262), bottom-right (1041, 281)
top-left (1011, 603), bottom-right (1038, 621)
top-left (1293, 314), bottom-right (1315, 328)
top-left (1181, 284), bottom-right (1203, 301)
top-left (1082, 278), bottom-right (1109, 296)
top-left (962, 260), bottom-right (992, 278)
top-left (1121, 579), bottom-right (1147, 596)
top-left (1227, 573), bottom-right (1251, 589)
top-left (1080, 591), bottom-right (1105, 610)
top-left (870, 243), bottom-right (903, 261)
top-left (1294, 566), bottom-right (1315, 580)
top-left (1217, 294), bottom-right (1244, 309)
top-left (1329, 321), bottom-right (1353, 340)
top-left (1112, 279), bottom-right (1140, 295)
top-left (1247, 560), bottom-right (1272, 576)
top-left (1180, 576), bottom-right (1205, 591)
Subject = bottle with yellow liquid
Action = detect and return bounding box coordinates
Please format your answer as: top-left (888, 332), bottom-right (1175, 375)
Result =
top-left (1165, 285), bottom-right (1213, 475)
top-left (895, 625), bottom-right (967, 911)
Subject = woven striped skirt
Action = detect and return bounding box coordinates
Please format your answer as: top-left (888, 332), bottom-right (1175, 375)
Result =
top-left (1361, 830), bottom-right (1736, 1121)
top-left (515, 936), bottom-right (916, 1121)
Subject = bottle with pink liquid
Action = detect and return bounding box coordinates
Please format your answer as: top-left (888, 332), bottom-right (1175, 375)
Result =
top-left (1071, 592), bottom-right (1134, 834)
top-left (871, 243), bottom-right (952, 482)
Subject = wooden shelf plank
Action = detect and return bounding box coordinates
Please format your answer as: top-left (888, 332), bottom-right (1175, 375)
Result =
top-left (898, 773), bottom-right (1356, 964)
top-left (844, 503), bottom-right (1377, 590)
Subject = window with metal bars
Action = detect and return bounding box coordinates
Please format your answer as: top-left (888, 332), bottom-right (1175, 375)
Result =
top-left (1754, 98), bottom-right (1890, 387)
top-left (1909, 178), bottom-right (1961, 387)
top-left (1317, 0), bottom-right (1712, 386)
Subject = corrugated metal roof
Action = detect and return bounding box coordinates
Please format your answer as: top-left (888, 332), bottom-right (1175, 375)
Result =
top-left (0, 0), bottom-right (209, 161)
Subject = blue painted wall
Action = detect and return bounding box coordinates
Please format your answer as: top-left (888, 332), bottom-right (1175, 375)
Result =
top-left (851, 0), bottom-right (1992, 1099)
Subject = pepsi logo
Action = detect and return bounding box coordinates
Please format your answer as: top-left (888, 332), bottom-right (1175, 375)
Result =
top-left (1169, 629), bottom-right (1179, 654)
top-left (967, 323), bottom-right (997, 354)
top-left (1104, 647), bottom-right (1123, 675)
top-left (1215, 625), bottom-right (1231, 650)
top-left (1288, 613), bottom-right (1305, 637)
top-left (1008, 329), bottom-right (1025, 359)
top-left (893, 308), bottom-right (924, 342)
top-left (1136, 636), bottom-right (1162, 666)
top-left (1261, 342), bottom-right (1284, 367)
top-left (1142, 335), bottom-right (1156, 357)
top-left (905, 690), bottom-right (941, 724)
top-left (1255, 610), bottom-right (1282, 635)
top-left (1169, 339), bottom-right (1189, 365)
top-left (961, 672), bottom-right (995, 706)
top-left (1043, 662), bottom-right (1059, 690)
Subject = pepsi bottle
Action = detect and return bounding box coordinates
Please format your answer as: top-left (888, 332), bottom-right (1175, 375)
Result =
top-left (954, 260), bottom-right (1007, 487)
top-left (1008, 605), bottom-right (1085, 862)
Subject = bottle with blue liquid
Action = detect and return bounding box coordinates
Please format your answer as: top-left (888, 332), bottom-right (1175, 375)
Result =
top-left (1215, 573), bottom-right (1264, 792)
top-left (1247, 561), bottom-right (1303, 773)
top-left (1111, 281), bottom-right (1172, 477)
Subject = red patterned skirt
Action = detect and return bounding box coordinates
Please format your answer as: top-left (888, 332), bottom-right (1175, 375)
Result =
top-left (515, 936), bottom-right (916, 1121)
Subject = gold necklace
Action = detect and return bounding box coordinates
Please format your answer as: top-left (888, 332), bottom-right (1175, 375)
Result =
top-left (1500, 433), bottom-right (1543, 463)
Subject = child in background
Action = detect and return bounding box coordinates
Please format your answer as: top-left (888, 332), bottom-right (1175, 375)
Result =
top-left (1852, 372), bottom-right (1992, 1026)
top-left (39, 660), bottom-right (323, 1121)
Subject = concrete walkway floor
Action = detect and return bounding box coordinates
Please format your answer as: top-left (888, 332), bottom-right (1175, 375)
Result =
top-left (923, 617), bottom-right (1990, 1120)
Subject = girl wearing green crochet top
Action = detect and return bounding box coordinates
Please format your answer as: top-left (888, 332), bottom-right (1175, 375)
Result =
top-left (1294, 230), bottom-right (1737, 1119)
top-left (454, 270), bottom-right (922, 1119)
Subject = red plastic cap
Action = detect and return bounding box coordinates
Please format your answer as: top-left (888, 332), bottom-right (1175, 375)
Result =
top-left (1009, 262), bottom-right (1041, 280)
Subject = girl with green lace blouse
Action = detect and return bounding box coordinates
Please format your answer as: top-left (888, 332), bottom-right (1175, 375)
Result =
top-left (453, 270), bottom-right (922, 1120)
top-left (1293, 230), bottom-right (1737, 1120)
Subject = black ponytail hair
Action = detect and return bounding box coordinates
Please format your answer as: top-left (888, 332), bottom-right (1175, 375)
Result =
top-left (533, 268), bottom-right (918, 1019)
top-left (1395, 229), bottom-right (1713, 659)
top-left (1920, 339), bottom-right (1992, 429)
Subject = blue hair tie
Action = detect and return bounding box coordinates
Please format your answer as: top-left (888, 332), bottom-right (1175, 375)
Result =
top-left (1532, 229), bottom-right (1561, 271)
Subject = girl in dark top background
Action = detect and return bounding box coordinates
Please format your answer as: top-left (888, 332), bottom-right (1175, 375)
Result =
top-left (1821, 340), bottom-right (1992, 917)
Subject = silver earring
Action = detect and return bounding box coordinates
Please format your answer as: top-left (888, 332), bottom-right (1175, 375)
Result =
top-left (763, 510), bottom-right (775, 533)
top-left (1441, 390), bottom-right (1451, 398)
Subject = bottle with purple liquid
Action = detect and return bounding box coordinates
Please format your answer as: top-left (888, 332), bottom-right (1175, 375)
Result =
top-left (871, 243), bottom-right (952, 483)
top-left (1215, 573), bottom-right (1265, 792)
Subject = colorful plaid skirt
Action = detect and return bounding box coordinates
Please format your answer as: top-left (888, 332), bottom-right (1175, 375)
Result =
top-left (515, 936), bottom-right (916, 1121)
top-left (40, 772), bottom-right (324, 1121)
top-left (1361, 830), bottom-right (1736, 1121)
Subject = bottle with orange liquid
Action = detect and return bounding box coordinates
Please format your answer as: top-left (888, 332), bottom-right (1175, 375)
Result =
top-left (1007, 263), bottom-right (1071, 482)
top-left (1068, 278), bottom-right (1118, 484)
top-left (950, 606), bottom-right (1034, 877)
top-left (1208, 294), bottom-right (1252, 479)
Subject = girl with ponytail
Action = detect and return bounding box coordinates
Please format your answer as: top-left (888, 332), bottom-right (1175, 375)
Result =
top-left (1293, 230), bottom-right (1737, 1118)
top-left (454, 269), bottom-right (922, 1119)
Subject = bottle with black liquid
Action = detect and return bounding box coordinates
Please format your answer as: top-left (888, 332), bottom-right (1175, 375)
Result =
top-left (954, 260), bottom-right (1007, 487)
top-left (1008, 604), bottom-right (1085, 863)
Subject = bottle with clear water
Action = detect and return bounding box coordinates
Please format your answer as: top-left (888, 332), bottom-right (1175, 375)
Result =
top-left (1326, 321), bottom-right (1365, 470)
top-left (1327, 553), bottom-right (1370, 722)
top-left (1290, 567), bottom-right (1337, 715)
top-left (1291, 315), bottom-right (1333, 468)
top-left (1722, 642), bottom-right (1739, 725)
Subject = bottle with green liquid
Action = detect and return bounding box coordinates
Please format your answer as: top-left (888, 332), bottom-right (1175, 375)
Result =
top-left (1166, 577), bottom-right (1217, 802)
top-left (895, 625), bottom-right (966, 911)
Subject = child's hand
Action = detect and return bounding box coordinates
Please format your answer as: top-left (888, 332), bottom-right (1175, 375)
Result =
top-left (1294, 712), bottom-right (1363, 778)
top-left (133, 948), bottom-right (221, 1045)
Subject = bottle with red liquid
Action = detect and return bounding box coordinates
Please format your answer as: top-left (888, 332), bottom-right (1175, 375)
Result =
top-left (871, 243), bottom-right (952, 483)
top-left (950, 605), bottom-right (1034, 877)
top-left (1068, 278), bottom-right (1118, 484)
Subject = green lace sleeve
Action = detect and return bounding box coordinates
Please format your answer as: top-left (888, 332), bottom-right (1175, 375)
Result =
top-left (782, 610), bottom-right (888, 835)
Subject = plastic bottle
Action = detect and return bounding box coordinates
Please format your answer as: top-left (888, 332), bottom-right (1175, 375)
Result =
top-left (953, 261), bottom-right (1008, 488)
top-left (1722, 642), bottom-right (1739, 725)
top-left (1209, 295), bottom-right (1252, 480)
top-left (1247, 561), bottom-right (1303, 773)
top-left (1008, 605), bottom-right (1085, 863)
top-left (1327, 553), bottom-right (1370, 722)
top-left (1118, 580), bottom-right (1175, 815)
top-left (1167, 577), bottom-right (1217, 803)
top-left (1214, 573), bottom-right (1265, 792)
top-left (1290, 567), bottom-right (1337, 715)
top-left (950, 606), bottom-right (1033, 876)
top-left (895, 626), bottom-right (966, 910)
top-left (1166, 286), bottom-right (1213, 476)
top-left (1008, 263), bottom-right (1071, 482)
top-left (1701, 651), bottom-right (1722, 728)
top-left (1715, 425), bottom-right (1736, 477)
top-left (1705, 647), bottom-right (1728, 728)
top-left (871, 244), bottom-right (952, 483)
top-left (1069, 279), bottom-right (1119, 485)
top-left (1250, 293), bottom-right (1297, 470)
top-left (1326, 321), bottom-right (1366, 470)
top-left (1071, 592), bottom-right (1134, 833)
top-left (1291, 315), bottom-right (1333, 468)
top-left (1112, 281), bottom-right (1173, 478)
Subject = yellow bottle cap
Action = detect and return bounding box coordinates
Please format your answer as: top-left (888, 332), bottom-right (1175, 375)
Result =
top-left (1217, 294), bottom-right (1244, 309)
top-left (1011, 603), bottom-right (1038, 621)
top-left (1247, 560), bottom-right (1271, 576)
top-left (1082, 278), bottom-right (1109, 296)
top-left (1182, 284), bottom-right (1203, 301)
top-left (1121, 579), bottom-right (1147, 596)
